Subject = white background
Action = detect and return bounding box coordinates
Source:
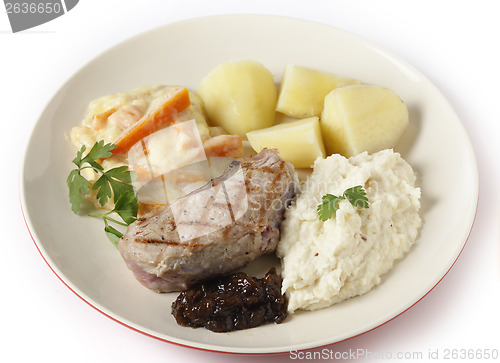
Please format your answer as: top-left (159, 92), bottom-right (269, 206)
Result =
top-left (2, 1), bottom-right (499, 362)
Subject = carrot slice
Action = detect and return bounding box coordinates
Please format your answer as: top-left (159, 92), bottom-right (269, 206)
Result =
top-left (92, 107), bottom-right (118, 131)
top-left (112, 87), bottom-right (191, 155)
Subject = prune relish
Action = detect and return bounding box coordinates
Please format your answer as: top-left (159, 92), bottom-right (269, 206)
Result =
top-left (171, 268), bottom-right (287, 332)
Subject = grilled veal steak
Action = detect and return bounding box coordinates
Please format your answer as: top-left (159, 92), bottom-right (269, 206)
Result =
top-left (118, 149), bottom-right (296, 292)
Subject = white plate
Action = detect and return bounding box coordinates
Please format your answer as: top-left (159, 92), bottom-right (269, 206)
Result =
top-left (21, 15), bottom-right (478, 354)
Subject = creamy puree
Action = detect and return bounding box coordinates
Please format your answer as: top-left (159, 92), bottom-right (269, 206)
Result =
top-left (68, 85), bottom-right (229, 207)
top-left (70, 85), bottom-right (216, 151)
top-left (277, 149), bottom-right (421, 312)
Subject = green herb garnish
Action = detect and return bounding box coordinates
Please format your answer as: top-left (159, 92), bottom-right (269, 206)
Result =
top-left (317, 185), bottom-right (369, 221)
top-left (66, 141), bottom-right (138, 246)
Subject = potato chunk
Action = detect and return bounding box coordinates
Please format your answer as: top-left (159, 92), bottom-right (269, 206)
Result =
top-left (246, 117), bottom-right (325, 168)
top-left (320, 85), bottom-right (409, 157)
top-left (276, 64), bottom-right (360, 118)
top-left (197, 60), bottom-right (277, 138)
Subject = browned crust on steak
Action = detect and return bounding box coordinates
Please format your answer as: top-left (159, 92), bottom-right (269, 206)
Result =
top-left (118, 149), bottom-right (296, 292)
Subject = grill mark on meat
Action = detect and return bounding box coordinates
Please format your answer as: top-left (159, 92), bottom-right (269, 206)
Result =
top-left (144, 239), bottom-right (203, 248)
top-left (261, 165), bottom-right (281, 174)
top-left (118, 149), bottom-right (297, 292)
top-left (222, 182), bottom-right (236, 224)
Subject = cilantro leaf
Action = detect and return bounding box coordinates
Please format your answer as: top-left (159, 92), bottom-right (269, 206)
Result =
top-left (317, 185), bottom-right (369, 221)
top-left (83, 139), bottom-right (115, 160)
top-left (113, 191), bottom-right (138, 225)
top-left (343, 185), bottom-right (369, 209)
top-left (67, 140), bottom-right (138, 247)
top-left (67, 168), bottom-right (90, 213)
top-left (106, 166), bottom-right (134, 202)
top-left (317, 194), bottom-right (344, 221)
top-left (104, 224), bottom-right (123, 247)
top-left (92, 173), bottom-right (113, 206)
top-left (72, 145), bottom-right (86, 168)
top-left (91, 165), bottom-right (135, 207)
top-left (81, 140), bottom-right (116, 170)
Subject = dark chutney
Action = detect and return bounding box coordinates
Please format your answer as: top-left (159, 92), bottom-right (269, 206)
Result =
top-left (171, 268), bottom-right (288, 332)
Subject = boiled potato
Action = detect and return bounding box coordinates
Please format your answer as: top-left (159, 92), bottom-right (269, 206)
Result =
top-left (274, 112), bottom-right (300, 125)
top-left (197, 60), bottom-right (277, 138)
top-left (246, 117), bottom-right (325, 168)
top-left (276, 64), bottom-right (360, 118)
top-left (321, 84), bottom-right (409, 157)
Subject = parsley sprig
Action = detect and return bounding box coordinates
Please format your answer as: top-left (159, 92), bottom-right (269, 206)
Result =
top-left (317, 185), bottom-right (369, 221)
top-left (66, 141), bottom-right (138, 246)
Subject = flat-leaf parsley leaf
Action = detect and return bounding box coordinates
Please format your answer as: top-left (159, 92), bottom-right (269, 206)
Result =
top-left (343, 185), bottom-right (369, 209)
top-left (317, 185), bottom-right (369, 221)
top-left (67, 141), bottom-right (138, 246)
top-left (67, 169), bottom-right (90, 214)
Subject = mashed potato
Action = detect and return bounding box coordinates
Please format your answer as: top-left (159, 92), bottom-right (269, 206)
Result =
top-left (276, 149), bottom-right (421, 312)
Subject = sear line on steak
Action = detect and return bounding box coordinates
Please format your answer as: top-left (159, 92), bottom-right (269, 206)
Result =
top-left (118, 149), bottom-right (296, 292)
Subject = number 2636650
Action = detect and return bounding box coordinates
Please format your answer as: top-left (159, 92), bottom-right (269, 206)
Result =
top-left (5, 2), bottom-right (63, 14)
